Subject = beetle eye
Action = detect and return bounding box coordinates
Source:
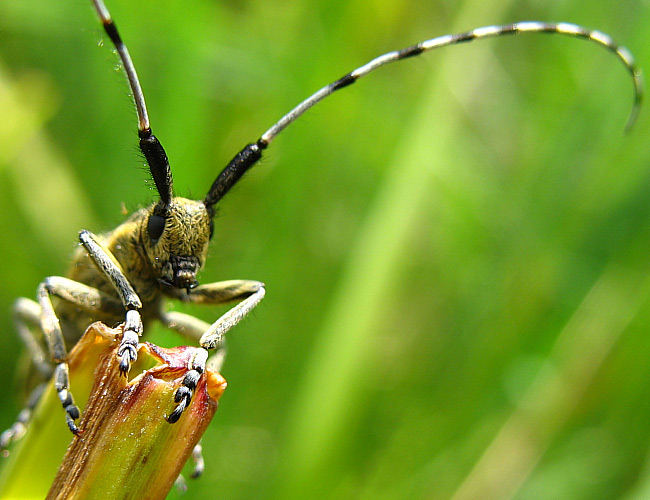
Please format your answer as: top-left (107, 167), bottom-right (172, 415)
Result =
top-left (147, 214), bottom-right (166, 242)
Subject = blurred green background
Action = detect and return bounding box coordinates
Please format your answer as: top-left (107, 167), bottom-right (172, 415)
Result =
top-left (1, 0), bottom-right (650, 498)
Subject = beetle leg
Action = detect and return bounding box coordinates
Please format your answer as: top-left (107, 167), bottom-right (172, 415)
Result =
top-left (0, 382), bottom-right (47, 453)
top-left (79, 230), bottom-right (143, 374)
top-left (6, 281), bottom-right (124, 442)
top-left (162, 280), bottom-right (264, 422)
top-left (38, 281), bottom-right (81, 434)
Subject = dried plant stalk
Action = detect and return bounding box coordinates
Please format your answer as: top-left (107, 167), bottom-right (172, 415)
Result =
top-left (0, 322), bottom-right (226, 500)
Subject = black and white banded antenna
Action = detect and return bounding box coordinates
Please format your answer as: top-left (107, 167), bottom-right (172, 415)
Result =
top-left (92, 0), bottom-right (173, 207)
top-left (89, 3), bottom-right (642, 211)
top-left (204, 22), bottom-right (642, 211)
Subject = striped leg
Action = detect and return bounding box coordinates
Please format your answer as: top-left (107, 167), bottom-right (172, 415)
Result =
top-left (78, 230), bottom-right (143, 374)
top-left (161, 280), bottom-right (265, 423)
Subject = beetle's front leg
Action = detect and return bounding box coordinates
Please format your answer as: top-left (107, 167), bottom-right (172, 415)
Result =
top-left (195, 281), bottom-right (265, 349)
top-left (162, 280), bottom-right (265, 423)
top-left (79, 230), bottom-right (143, 373)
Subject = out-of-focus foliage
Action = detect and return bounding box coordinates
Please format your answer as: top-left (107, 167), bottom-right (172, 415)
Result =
top-left (0, 0), bottom-right (649, 499)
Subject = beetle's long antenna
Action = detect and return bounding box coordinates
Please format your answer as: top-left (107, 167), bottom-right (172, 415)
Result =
top-left (205, 21), bottom-right (643, 210)
top-left (262, 22), bottom-right (642, 144)
top-left (91, 0), bottom-right (173, 205)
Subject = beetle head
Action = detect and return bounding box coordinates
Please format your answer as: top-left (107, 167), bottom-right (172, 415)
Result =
top-left (142, 197), bottom-right (213, 292)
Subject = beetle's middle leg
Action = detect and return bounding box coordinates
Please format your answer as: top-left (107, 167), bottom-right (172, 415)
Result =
top-left (36, 274), bottom-right (126, 434)
top-left (5, 278), bottom-right (125, 441)
top-left (38, 279), bottom-right (83, 435)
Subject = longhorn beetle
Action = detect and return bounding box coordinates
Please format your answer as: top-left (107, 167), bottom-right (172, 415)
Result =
top-left (0, 0), bottom-right (643, 452)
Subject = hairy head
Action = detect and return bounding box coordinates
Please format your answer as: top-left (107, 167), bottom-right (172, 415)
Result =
top-left (140, 197), bottom-right (213, 291)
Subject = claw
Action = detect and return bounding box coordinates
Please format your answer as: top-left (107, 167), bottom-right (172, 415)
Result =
top-left (167, 400), bottom-right (187, 424)
top-left (117, 324), bottom-right (140, 375)
top-left (66, 416), bottom-right (80, 435)
top-left (118, 356), bottom-right (131, 375)
top-left (117, 345), bottom-right (137, 375)
top-left (167, 367), bottom-right (204, 424)
top-left (64, 402), bottom-right (83, 436)
top-left (168, 386), bottom-right (192, 423)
